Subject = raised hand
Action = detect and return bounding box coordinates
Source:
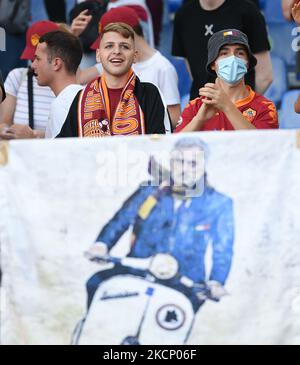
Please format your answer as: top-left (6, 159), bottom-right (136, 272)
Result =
top-left (292, 1), bottom-right (300, 25)
top-left (71, 9), bottom-right (92, 37)
top-left (200, 78), bottom-right (232, 113)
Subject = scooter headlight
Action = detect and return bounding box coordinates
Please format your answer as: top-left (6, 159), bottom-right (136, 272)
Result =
top-left (149, 254), bottom-right (179, 280)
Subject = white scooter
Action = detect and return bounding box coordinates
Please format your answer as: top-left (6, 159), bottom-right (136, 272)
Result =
top-left (72, 253), bottom-right (216, 345)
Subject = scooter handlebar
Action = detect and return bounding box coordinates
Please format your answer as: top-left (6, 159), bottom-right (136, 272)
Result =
top-left (85, 252), bottom-right (223, 301)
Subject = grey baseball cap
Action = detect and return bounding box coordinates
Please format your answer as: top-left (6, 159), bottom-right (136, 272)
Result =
top-left (206, 29), bottom-right (257, 75)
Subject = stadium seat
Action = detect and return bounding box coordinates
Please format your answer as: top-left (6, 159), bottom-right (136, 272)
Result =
top-left (259, 0), bottom-right (266, 10)
top-left (166, 55), bottom-right (192, 98)
top-left (279, 90), bottom-right (300, 128)
top-left (264, 55), bottom-right (288, 108)
top-left (180, 93), bottom-right (190, 111)
top-left (167, 0), bottom-right (184, 13)
top-left (267, 22), bottom-right (297, 67)
top-left (263, 0), bottom-right (286, 23)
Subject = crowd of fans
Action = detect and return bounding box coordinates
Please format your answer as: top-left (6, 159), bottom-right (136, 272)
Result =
top-left (0, 0), bottom-right (299, 139)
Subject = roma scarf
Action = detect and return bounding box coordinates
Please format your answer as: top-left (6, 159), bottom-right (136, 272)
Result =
top-left (77, 70), bottom-right (145, 137)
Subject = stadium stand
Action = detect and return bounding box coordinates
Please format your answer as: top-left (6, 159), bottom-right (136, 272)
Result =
top-left (264, 55), bottom-right (288, 108)
top-left (279, 89), bottom-right (300, 128)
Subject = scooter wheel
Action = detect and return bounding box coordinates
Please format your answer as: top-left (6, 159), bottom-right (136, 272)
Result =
top-left (121, 336), bottom-right (140, 345)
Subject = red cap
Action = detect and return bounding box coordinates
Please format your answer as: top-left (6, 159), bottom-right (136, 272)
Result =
top-left (21, 20), bottom-right (59, 60)
top-left (90, 6), bottom-right (140, 50)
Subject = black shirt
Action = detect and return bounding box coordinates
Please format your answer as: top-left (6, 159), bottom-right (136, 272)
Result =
top-left (0, 70), bottom-right (5, 102)
top-left (172, 0), bottom-right (270, 99)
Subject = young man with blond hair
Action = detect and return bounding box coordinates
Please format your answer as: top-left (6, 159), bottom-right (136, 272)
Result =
top-left (74, 6), bottom-right (180, 127)
top-left (57, 22), bottom-right (171, 137)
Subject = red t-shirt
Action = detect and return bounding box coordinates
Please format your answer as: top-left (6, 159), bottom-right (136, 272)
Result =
top-left (175, 87), bottom-right (278, 132)
top-left (108, 87), bottom-right (123, 121)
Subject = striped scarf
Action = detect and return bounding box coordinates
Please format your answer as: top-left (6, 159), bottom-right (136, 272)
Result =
top-left (77, 70), bottom-right (145, 137)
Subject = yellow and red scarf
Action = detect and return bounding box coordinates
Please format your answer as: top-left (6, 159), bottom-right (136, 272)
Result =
top-left (77, 70), bottom-right (145, 137)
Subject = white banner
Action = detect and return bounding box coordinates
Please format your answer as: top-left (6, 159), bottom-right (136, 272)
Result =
top-left (0, 130), bottom-right (300, 345)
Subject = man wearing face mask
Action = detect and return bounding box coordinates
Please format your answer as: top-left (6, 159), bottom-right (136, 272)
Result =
top-left (173, 0), bottom-right (272, 100)
top-left (175, 29), bottom-right (278, 132)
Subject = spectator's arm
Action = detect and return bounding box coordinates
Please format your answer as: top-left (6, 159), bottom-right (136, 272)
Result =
top-left (70, 9), bottom-right (92, 37)
top-left (167, 104), bottom-right (181, 129)
top-left (294, 93), bottom-right (300, 113)
top-left (291, 1), bottom-right (300, 24)
top-left (33, 130), bottom-right (45, 138)
top-left (76, 65), bottom-right (99, 85)
top-left (199, 79), bottom-right (256, 130)
top-left (0, 124), bottom-right (35, 139)
top-left (176, 102), bottom-right (216, 132)
top-left (254, 51), bottom-right (273, 94)
top-left (282, 0), bottom-right (295, 21)
top-left (0, 94), bottom-right (16, 125)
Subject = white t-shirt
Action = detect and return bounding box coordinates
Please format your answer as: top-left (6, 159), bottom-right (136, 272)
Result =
top-left (45, 84), bottom-right (83, 138)
top-left (133, 51), bottom-right (180, 106)
top-left (4, 68), bottom-right (55, 131)
top-left (95, 51), bottom-right (180, 106)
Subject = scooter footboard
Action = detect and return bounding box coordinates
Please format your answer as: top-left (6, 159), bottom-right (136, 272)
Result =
top-left (78, 274), bottom-right (195, 345)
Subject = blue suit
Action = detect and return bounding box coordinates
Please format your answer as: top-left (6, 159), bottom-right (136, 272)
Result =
top-left (97, 183), bottom-right (234, 284)
top-left (86, 183), bottom-right (234, 310)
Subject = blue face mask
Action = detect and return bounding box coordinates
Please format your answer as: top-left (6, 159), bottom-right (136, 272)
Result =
top-left (216, 55), bottom-right (248, 85)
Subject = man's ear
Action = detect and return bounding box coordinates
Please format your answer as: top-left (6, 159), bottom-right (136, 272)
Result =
top-left (52, 57), bottom-right (63, 72)
top-left (132, 50), bottom-right (138, 64)
top-left (96, 48), bottom-right (101, 64)
top-left (211, 61), bottom-right (216, 72)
